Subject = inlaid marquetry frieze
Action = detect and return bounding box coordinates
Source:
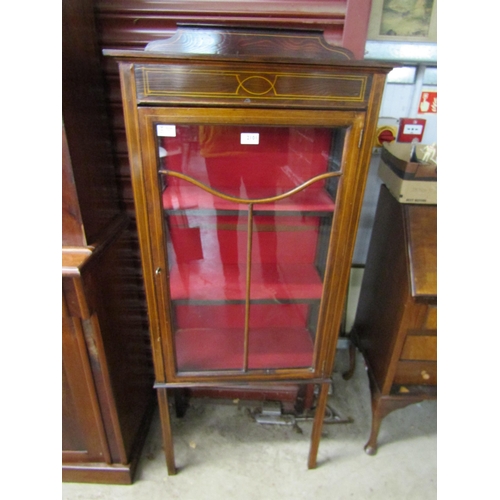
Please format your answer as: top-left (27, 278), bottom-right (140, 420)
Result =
top-left (135, 64), bottom-right (370, 108)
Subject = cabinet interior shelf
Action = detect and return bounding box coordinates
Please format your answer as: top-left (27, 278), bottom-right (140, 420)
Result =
top-left (169, 262), bottom-right (324, 301)
top-left (162, 185), bottom-right (336, 214)
top-left (172, 298), bottom-right (320, 306)
top-left (175, 326), bottom-right (315, 372)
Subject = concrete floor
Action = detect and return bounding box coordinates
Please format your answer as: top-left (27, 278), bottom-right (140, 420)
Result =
top-left (62, 351), bottom-right (436, 499)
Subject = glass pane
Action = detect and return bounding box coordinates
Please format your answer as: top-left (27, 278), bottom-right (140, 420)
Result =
top-left (165, 210), bottom-right (249, 372)
top-left (248, 211), bottom-right (330, 370)
top-left (156, 123), bottom-right (346, 374)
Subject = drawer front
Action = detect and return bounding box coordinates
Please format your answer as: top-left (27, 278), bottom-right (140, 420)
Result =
top-left (134, 63), bottom-right (372, 109)
top-left (425, 305), bottom-right (437, 329)
top-left (400, 335), bottom-right (437, 361)
top-left (394, 360), bottom-right (436, 386)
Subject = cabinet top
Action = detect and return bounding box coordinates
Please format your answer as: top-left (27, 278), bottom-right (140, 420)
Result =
top-left (104, 25), bottom-right (394, 71)
top-left (406, 203), bottom-right (437, 299)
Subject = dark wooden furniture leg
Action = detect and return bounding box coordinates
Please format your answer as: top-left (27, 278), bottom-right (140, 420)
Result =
top-left (157, 388), bottom-right (177, 475)
top-left (307, 382), bottom-right (330, 469)
top-left (342, 342), bottom-right (357, 381)
top-left (365, 393), bottom-right (422, 456)
top-left (173, 388), bottom-right (190, 418)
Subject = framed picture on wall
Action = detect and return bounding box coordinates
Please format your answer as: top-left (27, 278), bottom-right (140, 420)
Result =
top-left (367, 0), bottom-right (437, 43)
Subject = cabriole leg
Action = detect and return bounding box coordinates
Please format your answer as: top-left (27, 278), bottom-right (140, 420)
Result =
top-left (365, 395), bottom-right (419, 455)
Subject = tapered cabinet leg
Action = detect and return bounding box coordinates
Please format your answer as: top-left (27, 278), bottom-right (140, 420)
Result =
top-left (157, 388), bottom-right (177, 475)
top-left (307, 383), bottom-right (330, 469)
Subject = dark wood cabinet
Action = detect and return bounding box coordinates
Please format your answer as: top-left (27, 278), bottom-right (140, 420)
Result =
top-left (106, 26), bottom-right (392, 473)
top-left (62, 0), bottom-right (154, 484)
top-left (353, 185), bottom-right (437, 455)
top-left (94, 0), bottom-right (373, 410)
top-left (62, 222), bottom-right (154, 484)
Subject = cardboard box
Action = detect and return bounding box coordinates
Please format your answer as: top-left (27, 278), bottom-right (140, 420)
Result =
top-left (378, 142), bottom-right (437, 204)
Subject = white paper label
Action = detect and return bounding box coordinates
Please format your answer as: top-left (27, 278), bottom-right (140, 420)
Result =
top-left (241, 133), bottom-right (259, 145)
top-left (157, 125), bottom-right (177, 137)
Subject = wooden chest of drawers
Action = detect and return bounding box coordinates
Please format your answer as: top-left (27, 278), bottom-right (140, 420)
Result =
top-left (353, 184), bottom-right (437, 454)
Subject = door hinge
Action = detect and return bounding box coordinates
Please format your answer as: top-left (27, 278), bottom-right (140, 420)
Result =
top-left (358, 129), bottom-right (364, 149)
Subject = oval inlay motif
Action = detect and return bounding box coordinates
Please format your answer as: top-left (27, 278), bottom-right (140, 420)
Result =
top-left (236, 75), bottom-right (277, 96)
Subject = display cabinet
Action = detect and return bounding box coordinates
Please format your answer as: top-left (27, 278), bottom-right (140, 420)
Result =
top-left (105, 26), bottom-right (392, 473)
top-left (95, 0), bottom-right (373, 411)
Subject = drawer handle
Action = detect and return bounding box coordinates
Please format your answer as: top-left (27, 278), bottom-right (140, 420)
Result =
top-left (421, 370), bottom-right (430, 380)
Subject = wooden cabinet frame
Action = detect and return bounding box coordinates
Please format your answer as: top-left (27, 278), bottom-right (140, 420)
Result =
top-left (106, 26), bottom-right (392, 473)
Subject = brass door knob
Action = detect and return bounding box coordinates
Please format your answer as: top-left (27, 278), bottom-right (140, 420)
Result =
top-left (421, 370), bottom-right (430, 380)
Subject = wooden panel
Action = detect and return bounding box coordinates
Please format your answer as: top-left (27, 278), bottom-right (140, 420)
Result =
top-left (62, 315), bottom-right (109, 463)
top-left (62, 125), bottom-right (86, 247)
top-left (62, 274), bottom-right (92, 320)
top-left (62, 0), bottom-right (121, 246)
top-left (80, 230), bottom-right (155, 461)
top-left (394, 361), bottom-right (437, 386)
top-left (400, 335), bottom-right (437, 361)
top-left (140, 26), bottom-right (353, 61)
top-left (354, 185), bottom-right (410, 392)
top-left (96, 0), bottom-right (347, 17)
top-left (426, 305), bottom-right (437, 329)
top-left (62, 464), bottom-right (134, 485)
top-left (134, 63), bottom-right (370, 108)
top-left (405, 203), bottom-right (437, 299)
top-left (95, 0), bottom-right (351, 52)
top-left (62, 360), bottom-right (89, 452)
top-left (62, 232), bottom-right (155, 483)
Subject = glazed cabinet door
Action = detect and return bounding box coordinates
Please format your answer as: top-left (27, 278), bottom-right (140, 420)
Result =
top-left (136, 108), bottom-right (364, 383)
